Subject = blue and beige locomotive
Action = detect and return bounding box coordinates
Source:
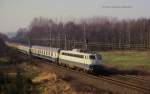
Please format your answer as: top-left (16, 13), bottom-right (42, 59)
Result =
top-left (7, 42), bottom-right (102, 72)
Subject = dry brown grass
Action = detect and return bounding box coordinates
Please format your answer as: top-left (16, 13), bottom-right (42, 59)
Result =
top-left (31, 71), bottom-right (76, 94)
top-left (30, 66), bottom-right (101, 94)
top-left (42, 79), bottom-right (76, 94)
top-left (32, 72), bottom-right (57, 84)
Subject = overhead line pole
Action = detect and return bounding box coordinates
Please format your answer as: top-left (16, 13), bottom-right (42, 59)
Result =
top-left (28, 31), bottom-right (32, 63)
top-left (83, 24), bottom-right (88, 50)
top-left (49, 27), bottom-right (51, 48)
top-left (64, 32), bottom-right (67, 50)
top-left (63, 24), bottom-right (67, 50)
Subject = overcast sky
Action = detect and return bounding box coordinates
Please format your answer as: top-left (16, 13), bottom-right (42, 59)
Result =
top-left (0, 0), bottom-right (150, 33)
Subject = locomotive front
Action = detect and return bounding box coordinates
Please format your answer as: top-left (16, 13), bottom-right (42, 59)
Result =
top-left (89, 53), bottom-right (102, 72)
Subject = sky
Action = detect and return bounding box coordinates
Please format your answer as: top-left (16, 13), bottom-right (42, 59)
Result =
top-left (0, 0), bottom-right (150, 33)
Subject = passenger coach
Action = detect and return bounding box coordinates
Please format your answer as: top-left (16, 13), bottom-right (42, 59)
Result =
top-left (31, 46), bottom-right (60, 62)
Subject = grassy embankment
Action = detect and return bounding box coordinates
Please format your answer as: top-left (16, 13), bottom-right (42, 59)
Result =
top-left (101, 51), bottom-right (150, 72)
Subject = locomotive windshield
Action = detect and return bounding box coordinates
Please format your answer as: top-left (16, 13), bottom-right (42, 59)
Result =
top-left (90, 54), bottom-right (102, 60)
top-left (89, 55), bottom-right (95, 59)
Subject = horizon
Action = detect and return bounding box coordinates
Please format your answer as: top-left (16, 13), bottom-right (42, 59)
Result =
top-left (0, 0), bottom-right (150, 33)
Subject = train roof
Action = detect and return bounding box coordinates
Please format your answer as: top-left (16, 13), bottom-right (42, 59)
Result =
top-left (60, 50), bottom-right (95, 56)
top-left (32, 45), bottom-right (61, 51)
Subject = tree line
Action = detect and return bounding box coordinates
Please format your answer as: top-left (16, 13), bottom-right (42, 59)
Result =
top-left (12, 17), bottom-right (150, 51)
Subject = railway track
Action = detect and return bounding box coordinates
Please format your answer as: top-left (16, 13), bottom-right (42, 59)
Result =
top-left (114, 75), bottom-right (150, 87)
top-left (99, 76), bottom-right (150, 93)
top-left (129, 75), bottom-right (150, 82)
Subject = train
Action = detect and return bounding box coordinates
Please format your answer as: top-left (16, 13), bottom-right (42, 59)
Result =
top-left (6, 42), bottom-right (102, 72)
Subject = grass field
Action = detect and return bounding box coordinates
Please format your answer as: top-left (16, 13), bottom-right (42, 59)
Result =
top-left (101, 51), bottom-right (150, 72)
